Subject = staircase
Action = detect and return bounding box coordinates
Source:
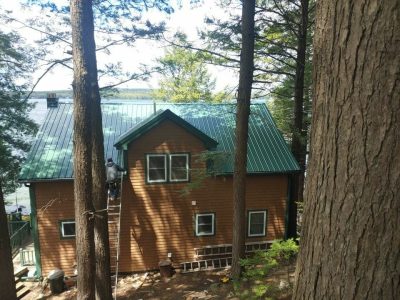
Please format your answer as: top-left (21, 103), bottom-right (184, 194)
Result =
top-left (107, 175), bottom-right (123, 299)
top-left (15, 268), bottom-right (31, 299)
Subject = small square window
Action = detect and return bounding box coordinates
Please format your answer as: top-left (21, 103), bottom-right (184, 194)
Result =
top-left (248, 211), bottom-right (267, 237)
top-left (169, 154), bottom-right (189, 182)
top-left (60, 221), bottom-right (76, 238)
top-left (147, 154), bottom-right (167, 183)
top-left (195, 213), bottom-right (215, 236)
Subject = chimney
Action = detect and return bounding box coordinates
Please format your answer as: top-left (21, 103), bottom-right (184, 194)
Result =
top-left (47, 93), bottom-right (59, 108)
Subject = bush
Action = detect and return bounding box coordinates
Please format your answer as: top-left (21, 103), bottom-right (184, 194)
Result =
top-left (234, 239), bottom-right (299, 299)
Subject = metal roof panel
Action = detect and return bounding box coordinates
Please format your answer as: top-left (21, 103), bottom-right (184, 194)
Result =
top-left (19, 102), bottom-right (300, 181)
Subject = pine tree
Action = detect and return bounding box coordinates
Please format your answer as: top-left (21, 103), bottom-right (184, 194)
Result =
top-left (294, 1), bottom-right (400, 298)
top-left (231, 0), bottom-right (256, 279)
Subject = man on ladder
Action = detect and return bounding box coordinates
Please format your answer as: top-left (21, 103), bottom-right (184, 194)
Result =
top-left (105, 158), bottom-right (125, 201)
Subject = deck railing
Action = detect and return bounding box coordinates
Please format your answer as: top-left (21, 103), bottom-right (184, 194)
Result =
top-left (8, 221), bottom-right (27, 236)
top-left (10, 222), bottom-right (31, 257)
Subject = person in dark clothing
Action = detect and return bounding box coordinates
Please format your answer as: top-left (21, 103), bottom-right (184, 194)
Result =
top-left (105, 158), bottom-right (125, 200)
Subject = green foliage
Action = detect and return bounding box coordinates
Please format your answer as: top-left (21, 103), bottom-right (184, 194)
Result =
top-left (234, 239), bottom-right (299, 299)
top-left (180, 150), bottom-right (231, 195)
top-left (0, 31), bottom-right (38, 194)
top-left (153, 46), bottom-right (229, 103)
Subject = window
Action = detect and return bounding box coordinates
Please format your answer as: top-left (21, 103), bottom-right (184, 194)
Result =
top-left (60, 220), bottom-right (76, 238)
top-left (169, 154), bottom-right (189, 182)
top-left (248, 210), bottom-right (267, 237)
top-left (147, 154), bottom-right (167, 183)
top-left (146, 153), bottom-right (190, 184)
top-left (195, 213), bottom-right (215, 236)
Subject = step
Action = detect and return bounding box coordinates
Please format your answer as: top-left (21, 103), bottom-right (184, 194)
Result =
top-left (17, 286), bottom-right (31, 300)
top-left (16, 282), bottom-right (25, 292)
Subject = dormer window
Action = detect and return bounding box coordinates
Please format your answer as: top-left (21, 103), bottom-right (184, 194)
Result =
top-left (146, 153), bottom-right (189, 184)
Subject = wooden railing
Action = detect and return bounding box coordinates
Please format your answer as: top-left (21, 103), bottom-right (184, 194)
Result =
top-left (10, 222), bottom-right (31, 257)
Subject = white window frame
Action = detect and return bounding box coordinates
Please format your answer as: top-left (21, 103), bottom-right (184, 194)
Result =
top-left (248, 210), bottom-right (267, 237)
top-left (169, 153), bottom-right (189, 182)
top-left (60, 221), bottom-right (76, 238)
top-left (147, 154), bottom-right (167, 183)
top-left (195, 213), bottom-right (215, 236)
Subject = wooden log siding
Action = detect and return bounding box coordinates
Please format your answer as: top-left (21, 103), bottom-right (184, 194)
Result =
top-left (34, 119), bottom-right (288, 275)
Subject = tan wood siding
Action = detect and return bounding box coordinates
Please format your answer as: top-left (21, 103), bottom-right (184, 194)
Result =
top-left (34, 119), bottom-right (288, 275)
top-left (34, 181), bottom-right (76, 276)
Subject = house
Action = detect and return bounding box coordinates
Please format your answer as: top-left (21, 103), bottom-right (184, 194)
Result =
top-left (19, 99), bottom-right (300, 276)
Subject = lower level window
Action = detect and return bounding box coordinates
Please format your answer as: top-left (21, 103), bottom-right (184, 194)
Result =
top-left (248, 210), bottom-right (267, 237)
top-left (60, 220), bottom-right (76, 238)
top-left (195, 213), bottom-right (215, 236)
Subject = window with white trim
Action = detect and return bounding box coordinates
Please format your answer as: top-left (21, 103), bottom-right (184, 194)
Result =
top-left (195, 213), bottom-right (215, 236)
top-left (169, 154), bottom-right (189, 182)
top-left (60, 221), bottom-right (76, 238)
top-left (248, 210), bottom-right (267, 237)
top-left (147, 154), bottom-right (167, 183)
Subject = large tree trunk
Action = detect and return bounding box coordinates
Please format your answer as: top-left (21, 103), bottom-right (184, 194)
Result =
top-left (71, 0), bottom-right (96, 299)
top-left (287, 0), bottom-right (310, 239)
top-left (91, 72), bottom-right (112, 299)
top-left (293, 1), bottom-right (400, 299)
top-left (0, 181), bottom-right (17, 300)
top-left (231, 0), bottom-right (256, 279)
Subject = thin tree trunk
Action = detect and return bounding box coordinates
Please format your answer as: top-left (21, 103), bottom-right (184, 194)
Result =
top-left (71, 0), bottom-right (96, 299)
top-left (294, 1), bottom-right (400, 299)
top-left (288, 0), bottom-right (310, 239)
top-left (231, 0), bottom-right (256, 279)
top-left (0, 181), bottom-right (17, 300)
top-left (92, 78), bottom-right (112, 300)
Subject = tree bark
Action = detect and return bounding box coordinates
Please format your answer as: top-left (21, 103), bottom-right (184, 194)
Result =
top-left (288, 0), bottom-right (310, 239)
top-left (0, 181), bottom-right (17, 300)
top-left (231, 0), bottom-right (256, 279)
top-left (293, 1), bottom-right (400, 299)
top-left (91, 62), bottom-right (112, 300)
top-left (71, 0), bottom-right (96, 299)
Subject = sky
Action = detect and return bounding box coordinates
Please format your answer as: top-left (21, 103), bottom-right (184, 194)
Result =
top-left (1, 0), bottom-right (239, 92)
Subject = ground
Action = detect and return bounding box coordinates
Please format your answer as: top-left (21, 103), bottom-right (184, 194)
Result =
top-left (22, 265), bottom-right (295, 300)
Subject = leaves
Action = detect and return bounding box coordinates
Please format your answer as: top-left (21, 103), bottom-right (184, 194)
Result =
top-left (0, 31), bottom-right (38, 194)
top-left (153, 46), bottom-right (229, 102)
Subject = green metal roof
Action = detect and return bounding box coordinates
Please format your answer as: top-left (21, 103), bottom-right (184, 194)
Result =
top-left (19, 102), bottom-right (300, 181)
top-left (115, 109), bottom-right (218, 150)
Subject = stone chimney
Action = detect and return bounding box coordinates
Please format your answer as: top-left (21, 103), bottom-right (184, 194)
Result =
top-left (46, 93), bottom-right (59, 108)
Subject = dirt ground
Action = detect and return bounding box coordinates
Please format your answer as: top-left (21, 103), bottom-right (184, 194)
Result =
top-left (23, 266), bottom-right (294, 300)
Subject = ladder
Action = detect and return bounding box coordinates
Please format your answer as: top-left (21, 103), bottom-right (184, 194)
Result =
top-left (181, 257), bottom-right (233, 273)
top-left (107, 174), bottom-right (124, 300)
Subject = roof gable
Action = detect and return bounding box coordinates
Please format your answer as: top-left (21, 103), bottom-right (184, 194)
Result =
top-left (114, 109), bottom-right (218, 150)
top-left (19, 102), bottom-right (300, 181)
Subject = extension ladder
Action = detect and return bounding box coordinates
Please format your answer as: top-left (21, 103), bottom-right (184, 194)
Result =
top-left (107, 174), bottom-right (123, 300)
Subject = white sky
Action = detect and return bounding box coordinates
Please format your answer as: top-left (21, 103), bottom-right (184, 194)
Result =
top-left (0, 0), bottom-right (238, 92)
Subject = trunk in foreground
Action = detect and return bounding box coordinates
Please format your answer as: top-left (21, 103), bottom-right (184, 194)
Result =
top-left (294, 1), bottom-right (400, 299)
top-left (71, 0), bottom-right (96, 298)
top-left (92, 67), bottom-right (112, 300)
top-left (0, 181), bottom-right (17, 300)
top-left (231, 0), bottom-right (256, 279)
top-left (287, 0), bottom-right (310, 239)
